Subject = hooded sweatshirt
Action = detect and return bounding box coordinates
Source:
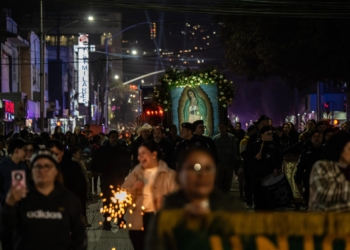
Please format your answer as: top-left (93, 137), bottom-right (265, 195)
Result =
top-left (0, 183), bottom-right (87, 250)
top-left (0, 157), bottom-right (28, 205)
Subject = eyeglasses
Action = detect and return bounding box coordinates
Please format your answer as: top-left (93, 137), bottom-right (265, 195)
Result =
top-left (32, 164), bottom-right (55, 170)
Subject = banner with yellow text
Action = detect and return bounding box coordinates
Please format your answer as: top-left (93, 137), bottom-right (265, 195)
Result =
top-left (153, 210), bottom-right (350, 250)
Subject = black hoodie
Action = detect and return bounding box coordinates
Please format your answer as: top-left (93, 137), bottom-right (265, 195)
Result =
top-left (0, 183), bottom-right (87, 250)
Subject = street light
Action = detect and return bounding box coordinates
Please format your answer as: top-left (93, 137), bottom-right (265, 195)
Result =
top-left (104, 21), bottom-right (151, 127)
top-left (115, 75), bottom-right (119, 79)
top-left (88, 16), bottom-right (94, 21)
top-left (132, 50), bottom-right (137, 55)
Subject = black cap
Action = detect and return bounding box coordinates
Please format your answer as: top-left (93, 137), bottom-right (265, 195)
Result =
top-left (181, 123), bottom-right (195, 132)
top-left (260, 126), bottom-right (272, 135)
top-left (193, 120), bottom-right (204, 128)
top-left (30, 150), bottom-right (59, 169)
top-left (8, 139), bottom-right (27, 155)
top-left (257, 115), bottom-right (270, 124)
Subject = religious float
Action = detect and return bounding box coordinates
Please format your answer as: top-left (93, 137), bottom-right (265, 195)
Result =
top-left (153, 68), bottom-right (235, 136)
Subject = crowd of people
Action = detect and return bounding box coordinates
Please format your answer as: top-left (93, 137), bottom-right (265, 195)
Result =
top-left (239, 115), bottom-right (350, 211)
top-left (0, 116), bottom-right (349, 249)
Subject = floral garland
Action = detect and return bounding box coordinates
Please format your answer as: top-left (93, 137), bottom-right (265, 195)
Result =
top-left (153, 68), bottom-right (235, 111)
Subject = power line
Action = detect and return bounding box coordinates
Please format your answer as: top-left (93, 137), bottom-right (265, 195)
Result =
top-left (0, 45), bottom-right (225, 66)
top-left (25, 0), bottom-right (350, 18)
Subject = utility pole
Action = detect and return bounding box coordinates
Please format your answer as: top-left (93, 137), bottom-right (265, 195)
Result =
top-left (40, 0), bottom-right (45, 132)
top-left (105, 37), bottom-right (108, 126)
top-left (317, 81), bottom-right (323, 121)
top-left (56, 8), bottom-right (60, 62)
top-left (88, 38), bottom-right (92, 123)
top-left (294, 88), bottom-right (299, 131)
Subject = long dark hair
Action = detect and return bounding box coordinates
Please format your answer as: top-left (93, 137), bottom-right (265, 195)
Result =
top-left (139, 141), bottom-right (161, 160)
top-left (323, 132), bottom-right (350, 162)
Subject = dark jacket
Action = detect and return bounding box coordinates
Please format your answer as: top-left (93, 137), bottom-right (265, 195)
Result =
top-left (195, 134), bottom-right (218, 163)
top-left (295, 145), bottom-right (324, 186)
top-left (0, 157), bottom-right (28, 205)
top-left (232, 129), bottom-right (245, 143)
top-left (283, 141), bottom-right (304, 156)
top-left (92, 141), bottom-right (131, 185)
top-left (59, 152), bottom-right (87, 206)
top-left (246, 140), bottom-right (283, 177)
top-left (165, 135), bottom-right (182, 147)
top-left (0, 183), bottom-right (87, 250)
top-left (247, 132), bottom-right (259, 148)
top-left (212, 133), bottom-right (238, 166)
top-left (171, 136), bottom-right (209, 169)
top-left (118, 139), bottom-right (129, 150)
top-left (155, 138), bottom-right (175, 168)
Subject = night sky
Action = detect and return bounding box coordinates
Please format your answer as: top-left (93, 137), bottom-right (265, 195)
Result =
top-left (1, 0), bottom-right (316, 126)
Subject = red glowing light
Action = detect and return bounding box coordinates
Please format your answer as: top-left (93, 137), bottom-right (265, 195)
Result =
top-left (4, 101), bottom-right (14, 114)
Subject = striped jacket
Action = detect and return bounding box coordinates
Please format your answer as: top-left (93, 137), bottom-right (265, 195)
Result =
top-left (309, 160), bottom-right (350, 211)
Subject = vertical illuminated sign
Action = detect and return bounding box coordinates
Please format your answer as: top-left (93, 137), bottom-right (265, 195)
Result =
top-left (77, 34), bottom-right (89, 107)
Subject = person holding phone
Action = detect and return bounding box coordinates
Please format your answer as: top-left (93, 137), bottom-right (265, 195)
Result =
top-left (0, 150), bottom-right (87, 250)
top-left (0, 139), bottom-right (28, 206)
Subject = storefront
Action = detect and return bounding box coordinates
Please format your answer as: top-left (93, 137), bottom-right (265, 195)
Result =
top-left (48, 117), bottom-right (76, 135)
top-left (0, 92), bottom-right (27, 132)
top-left (0, 99), bottom-right (15, 135)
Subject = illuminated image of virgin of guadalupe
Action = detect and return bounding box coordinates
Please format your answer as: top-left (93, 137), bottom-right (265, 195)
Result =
top-left (184, 89), bottom-right (207, 123)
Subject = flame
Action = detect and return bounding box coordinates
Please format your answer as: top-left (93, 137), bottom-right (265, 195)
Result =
top-left (100, 186), bottom-right (142, 230)
top-left (115, 191), bottom-right (128, 203)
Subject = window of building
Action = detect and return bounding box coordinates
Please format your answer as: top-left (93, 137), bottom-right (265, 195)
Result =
top-left (101, 34), bottom-right (112, 46)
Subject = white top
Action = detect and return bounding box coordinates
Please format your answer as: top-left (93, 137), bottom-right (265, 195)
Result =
top-left (142, 167), bottom-right (159, 212)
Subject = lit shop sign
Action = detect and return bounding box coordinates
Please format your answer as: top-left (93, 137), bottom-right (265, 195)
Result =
top-left (3, 100), bottom-right (14, 121)
top-left (74, 34), bottom-right (95, 107)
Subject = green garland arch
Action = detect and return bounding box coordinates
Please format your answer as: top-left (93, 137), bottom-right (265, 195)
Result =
top-left (153, 68), bottom-right (235, 111)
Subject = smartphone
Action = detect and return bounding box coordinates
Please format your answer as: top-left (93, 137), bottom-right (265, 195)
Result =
top-left (12, 170), bottom-right (26, 188)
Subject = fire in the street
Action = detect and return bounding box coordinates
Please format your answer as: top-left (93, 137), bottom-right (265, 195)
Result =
top-left (100, 186), bottom-right (143, 229)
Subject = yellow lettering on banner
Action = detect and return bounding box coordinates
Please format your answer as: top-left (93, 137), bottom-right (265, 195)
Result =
top-left (230, 236), bottom-right (243, 250)
top-left (256, 236), bottom-right (289, 250)
top-left (304, 235), bottom-right (315, 250)
top-left (322, 235), bottom-right (350, 250)
top-left (209, 236), bottom-right (223, 250)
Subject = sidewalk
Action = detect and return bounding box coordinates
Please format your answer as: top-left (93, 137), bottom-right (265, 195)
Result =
top-left (86, 199), bottom-right (134, 250)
